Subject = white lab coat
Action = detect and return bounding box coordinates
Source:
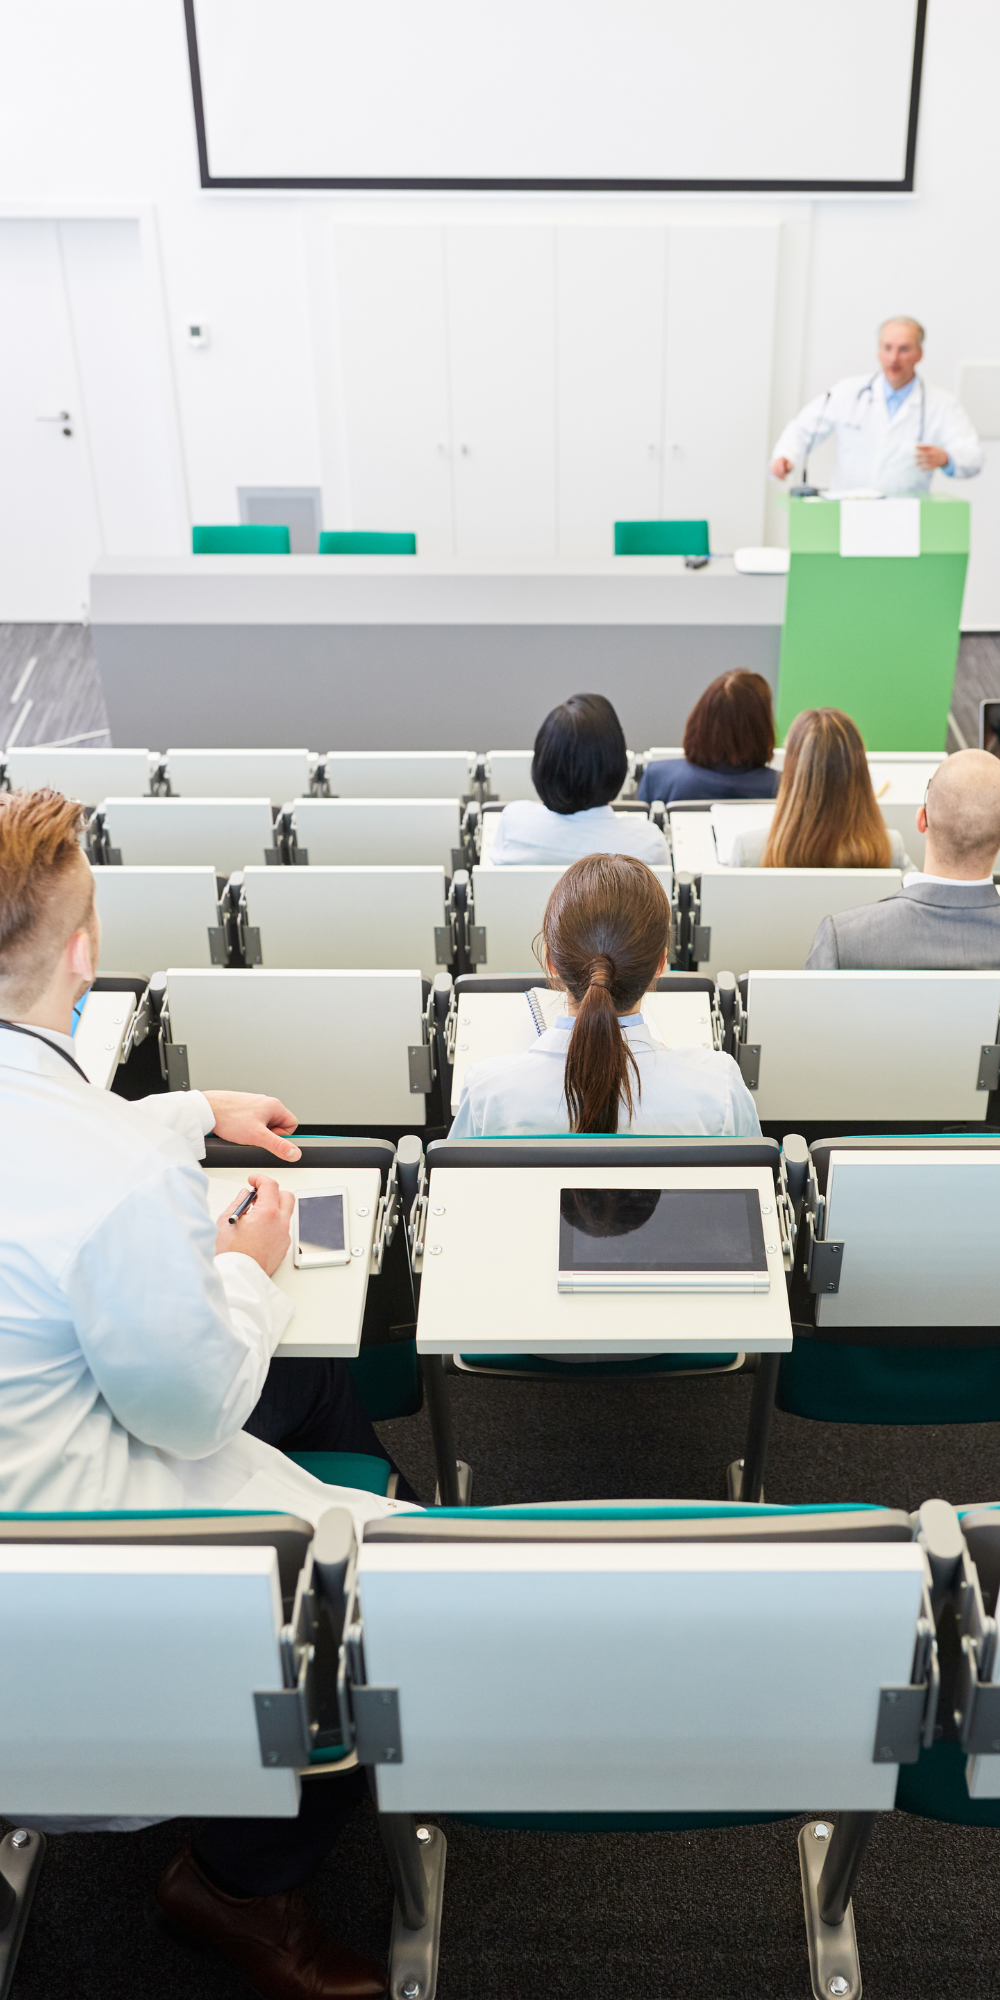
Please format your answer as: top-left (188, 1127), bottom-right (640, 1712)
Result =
top-left (771, 373), bottom-right (983, 497)
top-left (0, 1024), bottom-right (414, 1532)
top-left (490, 801), bottom-right (669, 868)
top-left (449, 1014), bottom-right (761, 1138)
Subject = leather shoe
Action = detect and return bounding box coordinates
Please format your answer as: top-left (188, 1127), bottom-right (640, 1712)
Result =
top-left (156, 1842), bottom-right (387, 1998)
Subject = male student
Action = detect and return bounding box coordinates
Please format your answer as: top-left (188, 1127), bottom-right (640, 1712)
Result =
top-left (0, 787), bottom-right (405, 1998)
top-left (806, 750), bottom-right (1000, 969)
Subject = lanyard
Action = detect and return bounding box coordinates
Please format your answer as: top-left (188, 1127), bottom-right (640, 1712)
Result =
top-left (0, 1019), bottom-right (90, 1084)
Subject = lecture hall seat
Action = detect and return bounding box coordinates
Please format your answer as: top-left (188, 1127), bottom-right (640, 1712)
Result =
top-left (614, 519), bottom-right (710, 556)
top-left (318, 531), bottom-right (417, 554)
top-left (192, 524), bottom-right (290, 554)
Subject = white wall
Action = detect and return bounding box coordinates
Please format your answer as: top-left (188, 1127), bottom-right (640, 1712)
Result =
top-left (0, 0), bottom-right (997, 618)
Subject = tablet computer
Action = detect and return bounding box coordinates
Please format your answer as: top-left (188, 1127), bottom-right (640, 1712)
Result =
top-left (557, 1186), bottom-right (770, 1294)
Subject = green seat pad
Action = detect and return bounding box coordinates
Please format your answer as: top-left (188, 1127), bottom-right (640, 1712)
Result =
top-left (896, 1738), bottom-right (1000, 1827)
top-left (285, 1451), bottom-right (391, 1496)
top-left (349, 1340), bottom-right (421, 1420)
top-left (777, 1340), bottom-right (1000, 1425)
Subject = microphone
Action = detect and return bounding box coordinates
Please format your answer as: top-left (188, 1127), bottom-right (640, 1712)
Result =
top-left (789, 389), bottom-right (832, 497)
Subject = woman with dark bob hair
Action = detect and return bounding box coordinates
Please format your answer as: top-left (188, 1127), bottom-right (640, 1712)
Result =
top-left (637, 670), bottom-right (779, 805)
top-left (450, 853), bottom-right (759, 1136)
top-left (491, 692), bottom-right (668, 866)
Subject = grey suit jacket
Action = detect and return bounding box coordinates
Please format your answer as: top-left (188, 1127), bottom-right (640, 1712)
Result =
top-left (806, 879), bottom-right (1000, 969)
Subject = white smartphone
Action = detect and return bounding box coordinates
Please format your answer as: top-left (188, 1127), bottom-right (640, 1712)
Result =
top-left (292, 1188), bottom-right (351, 1268)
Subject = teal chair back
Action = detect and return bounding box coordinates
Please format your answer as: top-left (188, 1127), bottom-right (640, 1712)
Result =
top-left (192, 524), bottom-right (290, 554)
top-left (614, 519), bottom-right (709, 557)
top-left (318, 531), bottom-right (416, 555)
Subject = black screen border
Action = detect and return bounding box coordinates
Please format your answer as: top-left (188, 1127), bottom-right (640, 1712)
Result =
top-left (184, 0), bottom-right (926, 195)
top-left (558, 1185), bottom-right (767, 1275)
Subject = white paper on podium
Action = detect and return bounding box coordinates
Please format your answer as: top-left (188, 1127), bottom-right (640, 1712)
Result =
top-left (840, 498), bottom-right (920, 558)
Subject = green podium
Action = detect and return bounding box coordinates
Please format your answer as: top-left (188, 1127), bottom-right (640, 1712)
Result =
top-left (776, 495), bottom-right (969, 751)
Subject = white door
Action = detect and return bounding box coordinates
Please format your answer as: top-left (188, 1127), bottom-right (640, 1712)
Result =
top-left (556, 227), bottom-right (668, 559)
top-left (0, 221), bottom-right (101, 620)
top-left (661, 224), bottom-right (780, 553)
top-left (332, 225), bottom-right (455, 556)
top-left (0, 219), bottom-right (184, 621)
top-left (446, 227), bottom-right (557, 561)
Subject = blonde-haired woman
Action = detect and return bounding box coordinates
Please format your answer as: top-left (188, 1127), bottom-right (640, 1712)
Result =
top-left (730, 708), bottom-right (913, 870)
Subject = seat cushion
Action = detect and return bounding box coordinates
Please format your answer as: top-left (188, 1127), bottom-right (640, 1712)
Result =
top-left (285, 1451), bottom-right (391, 1496)
top-left (896, 1738), bottom-right (1000, 1827)
top-left (777, 1341), bottom-right (1000, 1425)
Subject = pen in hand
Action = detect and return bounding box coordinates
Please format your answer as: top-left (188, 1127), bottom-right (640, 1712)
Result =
top-left (228, 1186), bottom-right (259, 1226)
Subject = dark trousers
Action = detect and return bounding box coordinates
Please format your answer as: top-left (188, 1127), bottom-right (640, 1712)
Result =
top-left (191, 1357), bottom-right (418, 1896)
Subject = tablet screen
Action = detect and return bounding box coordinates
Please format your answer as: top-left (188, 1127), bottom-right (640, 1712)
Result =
top-left (558, 1187), bottom-right (766, 1275)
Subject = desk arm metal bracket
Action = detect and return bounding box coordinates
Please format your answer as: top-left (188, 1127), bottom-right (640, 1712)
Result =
top-left (874, 1577), bottom-right (939, 1764)
top-left (977, 1045), bottom-right (1000, 1092)
top-left (804, 1209), bottom-right (844, 1294)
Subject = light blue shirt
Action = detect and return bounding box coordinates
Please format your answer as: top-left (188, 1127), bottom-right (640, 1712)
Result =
top-left (882, 373), bottom-right (953, 475)
top-left (448, 1017), bottom-right (762, 1139)
top-left (490, 800), bottom-right (669, 868)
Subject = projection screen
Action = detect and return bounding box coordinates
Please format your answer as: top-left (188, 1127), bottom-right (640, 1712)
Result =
top-left (185, 0), bottom-right (926, 193)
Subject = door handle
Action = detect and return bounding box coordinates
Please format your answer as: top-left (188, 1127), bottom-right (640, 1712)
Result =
top-left (36, 411), bottom-right (73, 435)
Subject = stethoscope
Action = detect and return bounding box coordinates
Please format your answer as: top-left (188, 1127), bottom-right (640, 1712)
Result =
top-left (848, 370), bottom-right (926, 441)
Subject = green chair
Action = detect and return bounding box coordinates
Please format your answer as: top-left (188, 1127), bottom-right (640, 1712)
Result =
top-left (192, 524), bottom-right (290, 554)
top-left (614, 519), bottom-right (710, 557)
top-left (318, 531), bottom-right (416, 555)
top-left (776, 1135), bottom-right (1000, 1431)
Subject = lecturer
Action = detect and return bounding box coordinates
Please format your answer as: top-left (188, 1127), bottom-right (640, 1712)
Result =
top-left (769, 317), bottom-right (983, 497)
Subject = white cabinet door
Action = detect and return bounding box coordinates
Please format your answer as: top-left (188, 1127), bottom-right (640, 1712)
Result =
top-left (661, 224), bottom-right (780, 553)
top-left (556, 227), bottom-right (667, 559)
top-left (446, 227), bottom-right (557, 560)
top-left (0, 221), bottom-right (101, 620)
top-left (333, 227), bottom-right (455, 556)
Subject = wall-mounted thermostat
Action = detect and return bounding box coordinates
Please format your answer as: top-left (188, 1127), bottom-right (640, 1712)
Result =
top-left (187, 323), bottom-right (210, 348)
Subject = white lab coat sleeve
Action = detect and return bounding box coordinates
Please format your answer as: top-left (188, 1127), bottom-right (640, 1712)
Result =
top-left (939, 398), bottom-right (984, 480)
top-left (447, 1073), bottom-right (483, 1138)
top-left (771, 389), bottom-right (837, 472)
top-left (133, 1090), bottom-right (215, 1162)
top-left (60, 1154), bottom-right (292, 1458)
top-left (723, 1056), bottom-right (763, 1137)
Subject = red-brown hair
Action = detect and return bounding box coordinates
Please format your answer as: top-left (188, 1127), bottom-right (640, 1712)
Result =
top-left (762, 709), bottom-right (891, 868)
top-left (0, 788), bottom-right (90, 1006)
top-left (538, 854), bottom-right (670, 1133)
top-left (683, 671), bottom-right (775, 772)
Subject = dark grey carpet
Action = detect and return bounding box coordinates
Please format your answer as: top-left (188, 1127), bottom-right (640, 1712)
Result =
top-left (7, 1366), bottom-right (1000, 2000)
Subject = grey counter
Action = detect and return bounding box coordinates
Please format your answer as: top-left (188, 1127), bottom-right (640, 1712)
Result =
top-left (90, 555), bottom-right (786, 750)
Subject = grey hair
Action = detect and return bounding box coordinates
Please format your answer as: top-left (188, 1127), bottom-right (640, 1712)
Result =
top-left (879, 315), bottom-right (925, 345)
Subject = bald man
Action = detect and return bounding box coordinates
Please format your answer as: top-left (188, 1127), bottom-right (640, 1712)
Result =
top-left (806, 751), bottom-right (1000, 968)
top-left (770, 318), bottom-right (983, 497)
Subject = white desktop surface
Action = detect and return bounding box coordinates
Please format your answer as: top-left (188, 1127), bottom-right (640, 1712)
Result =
top-left (449, 988), bottom-right (715, 1111)
top-left (90, 555), bottom-right (786, 628)
top-left (204, 1166), bottom-right (381, 1357)
top-left (415, 1166), bottom-right (791, 1356)
top-left (74, 990), bottom-right (136, 1089)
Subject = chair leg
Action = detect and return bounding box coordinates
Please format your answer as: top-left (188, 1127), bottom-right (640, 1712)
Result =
top-left (377, 1814), bottom-right (447, 2000)
top-left (727, 1352), bottom-right (780, 1503)
top-left (798, 1812), bottom-right (875, 2000)
top-left (421, 1355), bottom-right (471, 1507)
top-left (0, 1828), bottom-right (45, 2000)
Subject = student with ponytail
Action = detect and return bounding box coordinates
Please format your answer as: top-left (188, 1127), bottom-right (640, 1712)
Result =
top-left (449, 853), bottom-right (759, 1138)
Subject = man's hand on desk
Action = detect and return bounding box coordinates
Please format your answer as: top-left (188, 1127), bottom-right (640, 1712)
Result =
top-left (203, 1091), bottom-right (302, 1162)
top-left (215, 1173), bottom-right (294, 1277)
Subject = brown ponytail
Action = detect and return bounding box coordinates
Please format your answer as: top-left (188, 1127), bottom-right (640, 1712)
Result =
top-left (538, 854), bottom-right (670, 1133)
